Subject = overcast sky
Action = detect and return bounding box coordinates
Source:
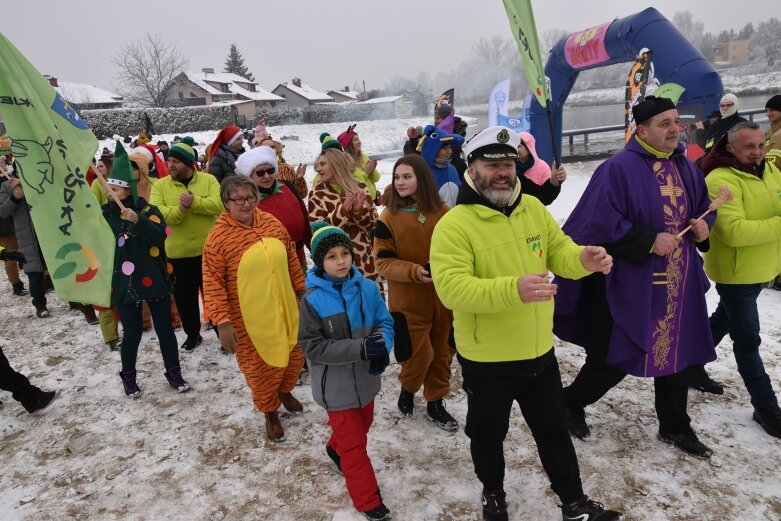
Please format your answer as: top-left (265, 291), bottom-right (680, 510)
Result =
top-left (2, 0), bottom-right (772, 94)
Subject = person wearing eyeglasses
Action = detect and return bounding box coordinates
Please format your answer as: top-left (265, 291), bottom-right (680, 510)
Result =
top-left (235, 146), bottom-right (312, 272)
top-left (256, 136), bottom-right (308, 199)
top-left (150, 142), bottom-right (222, 352)
top-left (702, 93), bottom-right (747, 155)
top-left (202, 176), bottom-right (306, 442)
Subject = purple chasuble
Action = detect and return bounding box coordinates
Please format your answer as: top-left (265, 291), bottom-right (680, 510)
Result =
top-left (633, 157), bottom-right (691, 376)
top-left (553, 138), bottom-right (717, 377)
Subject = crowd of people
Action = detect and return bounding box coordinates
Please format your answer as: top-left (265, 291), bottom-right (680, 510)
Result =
top-left (1, 93), bottom-right (780, 521)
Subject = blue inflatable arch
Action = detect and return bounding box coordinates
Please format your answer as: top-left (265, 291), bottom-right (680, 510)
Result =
top-left (531, 7), bottom-right (724, 163)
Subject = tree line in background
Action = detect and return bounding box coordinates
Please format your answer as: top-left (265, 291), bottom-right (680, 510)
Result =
top-left (109, 13), bottom-right (780, 110)
top-left (377, 13), bottom-right (781, 107)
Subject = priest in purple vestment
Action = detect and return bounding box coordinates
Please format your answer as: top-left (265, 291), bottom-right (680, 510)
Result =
top-left (553, 96), bottom-right (718, 459)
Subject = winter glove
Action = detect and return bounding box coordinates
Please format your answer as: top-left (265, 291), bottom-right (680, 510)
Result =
top-left (0, 249), bottom-right (25, 265)
top-left (369, 351), bottom-right (390, 376)
top-left (360, 334), bottom-right (386, 361)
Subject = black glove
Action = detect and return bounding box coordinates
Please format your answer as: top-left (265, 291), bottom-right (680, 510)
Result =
top-left (360, 334), bottom-right (386, 361)
top-left (0, 249), bottom-right (25, 264)
top-left (369, 351), bottom-right (390, 376)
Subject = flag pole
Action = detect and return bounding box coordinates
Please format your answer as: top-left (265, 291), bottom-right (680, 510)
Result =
top-left (544, 100), bottom-right (560, 167)
top-left (94, 169), bottom-right (126, 211)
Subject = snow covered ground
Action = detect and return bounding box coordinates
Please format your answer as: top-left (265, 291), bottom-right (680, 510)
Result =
top-left (2, 120), bottom-right (781, 521)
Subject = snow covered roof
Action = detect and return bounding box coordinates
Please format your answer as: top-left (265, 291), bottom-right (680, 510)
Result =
top-left (55, 81), bottom-right (122, 105)
top-left (212, 99), bottom-right (256, 107)
top-left (184, 70), bottom-right (283, 102)
top-left (357, 95), bottom-right (402, 105)
top-left (328, 89), bottom-right (360, 100)
top-left (277, 82), bottom-right (333, 102)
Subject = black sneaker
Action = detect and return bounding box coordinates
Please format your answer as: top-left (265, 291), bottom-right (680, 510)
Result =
top-left (325, 444), bottom-right (342, 474)
top-left (12, 281), bottom-right (28, 296)
top-left (564, 406), bottom-right (591, 440)
top-left (753, 405), bottom-right (781, 438)
top-left (426, 399), bottom-right (458, 432)
top-left (181, 334), bottom-right (203, 351)
top-left (482, 489), bottom-right (508, 521)
top-left (362, 503), bottom-right (391, 520)
top-left (398, 388), bottom-right (414, 417)
top-left (658, 430), bottom-right (712, 459)
top-left (23, 390), bottom-right (57, 414)
top-left (561, 495), bottom-right (622, 520)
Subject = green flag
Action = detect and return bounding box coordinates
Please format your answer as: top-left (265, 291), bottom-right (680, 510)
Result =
top-left (502, 0), bottom-right (549, 107)
top-left (653, 82), bottom-right (686, 105)
top-left (0, 33), bottom-right (114, 306)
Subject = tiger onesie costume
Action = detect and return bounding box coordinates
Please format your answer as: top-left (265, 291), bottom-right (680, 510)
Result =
top-left (202, 208), bottom-right (305, 416)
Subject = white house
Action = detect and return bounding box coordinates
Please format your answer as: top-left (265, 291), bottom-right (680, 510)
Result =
top-left (45, 76), bottom-right (123, 110)
top-left (272, 78), bottom-right (333, 108)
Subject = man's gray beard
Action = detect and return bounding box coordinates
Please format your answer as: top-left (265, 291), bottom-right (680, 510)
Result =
top-left (482, 188), bottom-right (514, 207)
top-left (474, 172), bottom-right (516, 207)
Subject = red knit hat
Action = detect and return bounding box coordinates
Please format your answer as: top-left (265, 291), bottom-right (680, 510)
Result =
top-left (337, 124), bottom-right (357, 150)
top-left (210, 125), bottom-right (243, 159)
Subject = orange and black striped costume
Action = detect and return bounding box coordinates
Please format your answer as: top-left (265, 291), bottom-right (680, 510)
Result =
top-left (202, 208), bottom-right (306, 413)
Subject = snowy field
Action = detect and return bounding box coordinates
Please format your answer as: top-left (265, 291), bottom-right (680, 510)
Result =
top-left (1, 119), bottom-right (781, 521)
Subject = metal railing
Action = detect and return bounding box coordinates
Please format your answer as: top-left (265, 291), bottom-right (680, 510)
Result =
top-left (561, 107), bottom-right (769, 155)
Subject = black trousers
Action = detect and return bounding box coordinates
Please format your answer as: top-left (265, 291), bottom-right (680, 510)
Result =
top-left (27, 271), bottom-right (47, 308)
top-left (0, 346), bottom-right (42, 409)
top-left (562, 276), bottom-right (692, 434)
top-left (116, 297), bottom-right (180, 373)
top-left (460, 351), bottom-right (583, 504)
top-left (169, 256), bottom-right (203, 338)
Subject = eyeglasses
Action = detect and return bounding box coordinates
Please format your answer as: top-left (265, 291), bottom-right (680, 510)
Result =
top-left (254, 168), bottom-right (276, 177)
top-left (719, 102), bottom-right (734, 108)
top-left (227, 195), bottom-right (258, 206)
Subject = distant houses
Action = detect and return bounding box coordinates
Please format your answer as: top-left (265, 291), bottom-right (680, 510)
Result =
top-left (45, 76), bottom-right (123, 110)
top-left (272, 78), bottom-right (333, 108)
top-left (712, 39), bottom-right (750, 65)
top-left (166, 68), bottom-right (285, 125)
top-left (39, 69), bottom-right (403, 125)
top-left (328, 87), bottom-right (362, 103)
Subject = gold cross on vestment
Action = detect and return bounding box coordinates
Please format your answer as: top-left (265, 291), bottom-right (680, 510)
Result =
top-left (660, 175), bottom-right (683, 205)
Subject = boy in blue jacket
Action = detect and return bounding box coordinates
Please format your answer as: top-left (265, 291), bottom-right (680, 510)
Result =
top-left (298, 220), bottom-right (394, 521)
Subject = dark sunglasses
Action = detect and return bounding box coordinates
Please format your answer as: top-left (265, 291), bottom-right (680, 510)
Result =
top-left (254, 168), bottom-right (276, 177)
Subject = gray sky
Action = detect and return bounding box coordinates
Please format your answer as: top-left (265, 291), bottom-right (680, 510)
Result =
top-left (1, 0), bottom-right (771, 94)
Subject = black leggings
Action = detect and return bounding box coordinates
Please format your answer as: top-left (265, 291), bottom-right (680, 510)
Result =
top-left (116, 297), bottom-right (179, 372)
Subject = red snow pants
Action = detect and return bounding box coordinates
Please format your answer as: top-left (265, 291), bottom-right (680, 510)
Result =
top-left (326, 400), bottom-right (381, 512)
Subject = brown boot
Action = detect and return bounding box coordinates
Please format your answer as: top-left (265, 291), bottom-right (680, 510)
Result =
top-left (279, 392), bottom-right (303, 413)
top-left (264, 412), bottom-right (285, 441)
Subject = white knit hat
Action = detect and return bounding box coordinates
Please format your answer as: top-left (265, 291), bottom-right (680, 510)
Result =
top-left (234, 146), bottom-right (278, 177)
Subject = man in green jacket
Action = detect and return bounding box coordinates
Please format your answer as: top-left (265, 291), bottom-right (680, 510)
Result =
top-left (151, 142), bottom-right (222, 351)
top-left (701, 121), bottom-right (781, 438)
top-left (430, 127), bottom-right (620, 521)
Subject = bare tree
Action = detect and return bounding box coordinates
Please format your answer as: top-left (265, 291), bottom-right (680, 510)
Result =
top-left (472, 36), bottom-right (516, 68)
top-left (673, 11), bottom-right (705, 50)
top-left (113, 33), bottom-right (188, 108)
top-left (751, 17), bottom-right (781, 67)
top-left (541, 28), bottom-right (569, 55)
